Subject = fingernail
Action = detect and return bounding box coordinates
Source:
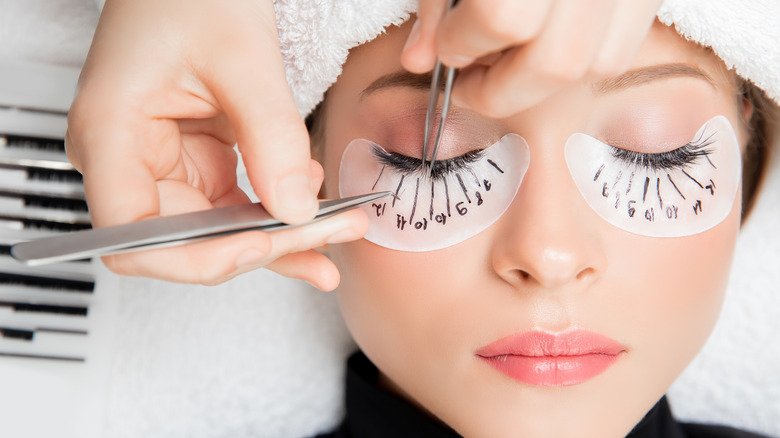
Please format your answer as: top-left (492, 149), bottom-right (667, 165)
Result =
top-left (235, 248), bottom-right (268, 268)
top-left (327, 228), bottom-right (363, 245)
top-left (403, 20), bottom-right (422, 53)
top-left (277, 172), bottom-right (317, 219)
top-left (440, 53), bottom-right (475, 67)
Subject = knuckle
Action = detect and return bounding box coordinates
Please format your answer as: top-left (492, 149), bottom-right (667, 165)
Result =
top-left (536, 54), bottom-right (592, 84)
top-left (199, 273), bottom-right (230, 286)
top-left (474, 0), bottom-right (546, 42)
top-left (195, 264), bottom-right (232, 286)
top-left (66, 98), bottom-right (88, 137)
top-left (468, 90), bottom-right (514, 119)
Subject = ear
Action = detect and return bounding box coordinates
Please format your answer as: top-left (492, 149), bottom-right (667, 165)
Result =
top-left (741, 95), bottom-right (754, 125)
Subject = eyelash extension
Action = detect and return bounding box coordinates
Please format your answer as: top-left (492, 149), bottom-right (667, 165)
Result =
top-left (370, 145), bottom-right (484, 180)
top-left (609, 130), bottom-right (717, 171)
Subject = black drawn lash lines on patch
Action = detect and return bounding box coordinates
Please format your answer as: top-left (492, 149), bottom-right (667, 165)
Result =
top-left (487, 159), bottom-right (504, 174)
top-left (594, 164), bottom-right (605, 182)
top-left (667, 174), bottom-right (686, 200)
top-left (681, 170), bottom-right (704, 188)
top-left (372, 166), bottom-right (386, 191)
top-left (392, 175), bottom-right (405, 207)
top-left (456, 173), bottom-right (471, 203)
top-left (410, 177), bottom-right (420, 223)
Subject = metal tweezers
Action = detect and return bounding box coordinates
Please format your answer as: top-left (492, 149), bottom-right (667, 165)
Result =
top-left (10, 191), bottom-right (393, 266)
top-left (422, 0), bottom-right (458, 178)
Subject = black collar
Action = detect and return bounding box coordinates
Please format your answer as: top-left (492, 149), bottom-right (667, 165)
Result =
top-left (325, 351), bottom-right (688, 438)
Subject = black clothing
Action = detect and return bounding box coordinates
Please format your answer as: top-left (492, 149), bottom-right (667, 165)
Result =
top-left (316, 352), bottom-right (769, 438)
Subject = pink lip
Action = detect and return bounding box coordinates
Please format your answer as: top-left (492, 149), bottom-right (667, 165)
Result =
top-left (476, 330), bottom-right (626, 387)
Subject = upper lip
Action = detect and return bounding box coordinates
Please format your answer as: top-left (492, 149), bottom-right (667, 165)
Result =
top-left (475, 329), bottom-right (626, 358)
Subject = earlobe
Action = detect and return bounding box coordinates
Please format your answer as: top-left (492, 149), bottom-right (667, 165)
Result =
top-left (741, 96), bottom-right (754, 127)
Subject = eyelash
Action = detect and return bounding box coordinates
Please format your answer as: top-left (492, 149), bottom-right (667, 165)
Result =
top-left (370, 145), bottom-right (484, 180)
top-left (370, 128), bottom-right (717, 178)
top-left (609, 131), bottom-right (717, 171)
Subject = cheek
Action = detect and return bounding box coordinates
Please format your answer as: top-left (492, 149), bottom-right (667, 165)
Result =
top-left (332, 240), bottom-right (464, 356)
top-left (609, 191), bottom-right (741, 385)
top-left (330, 237), bottom-right (494, 401)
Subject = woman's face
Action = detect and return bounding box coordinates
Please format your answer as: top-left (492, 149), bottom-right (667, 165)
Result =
top-left (320, 20), bottom-right (747, 438)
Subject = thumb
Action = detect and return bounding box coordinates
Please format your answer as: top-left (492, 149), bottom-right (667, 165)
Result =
top-left (202, 10), bottom-right (318, 224)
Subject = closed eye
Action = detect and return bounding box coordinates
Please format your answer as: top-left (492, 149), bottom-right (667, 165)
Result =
top-left (609, 131), bottom-right (716, 171)
top-left (370, 145), bottom-right (484, 180)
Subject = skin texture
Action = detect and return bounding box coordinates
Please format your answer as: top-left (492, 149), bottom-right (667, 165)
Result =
top-left (320, 20), bottom-right (748, 437)
top-left (402, 0), bottom-right (664, 117)
top-left (66, 0), bottom-right (660, 287)
top-left (66, 0), bottom-right (356, 288)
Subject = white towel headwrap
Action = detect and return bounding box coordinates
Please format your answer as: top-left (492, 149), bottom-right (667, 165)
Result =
top-left (274, 0), bottom-right (780, 117)
top-left (1, 1), bottom-right (777, 437)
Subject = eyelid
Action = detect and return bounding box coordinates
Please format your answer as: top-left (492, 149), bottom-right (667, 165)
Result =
top-left (371, 146), bottom-right (485, 179)
top-left (608, 131), bottom-right (718, 171)
top-left (360, 99), bottom-right (502, 159)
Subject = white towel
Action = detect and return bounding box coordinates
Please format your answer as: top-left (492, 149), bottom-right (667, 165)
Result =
top-left (1, 0), bottom-right (778, 437)
top-left (275, 0), bottom-right (780, 117)
top-left (657, 0), bottom-right (780, 106)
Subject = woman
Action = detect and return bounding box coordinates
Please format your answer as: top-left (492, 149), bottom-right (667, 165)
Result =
top-left (66, 0), bottom-right (779, 435)
top-left (307, 16), bottom-right (776, 437)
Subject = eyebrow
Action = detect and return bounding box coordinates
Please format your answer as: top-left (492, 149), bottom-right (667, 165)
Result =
top-left (360, 63), bottom-right (716, 100)
top-left (593, 63), bottom-right (716, 93)
top-left (361, 71), bottom-right (434, 99)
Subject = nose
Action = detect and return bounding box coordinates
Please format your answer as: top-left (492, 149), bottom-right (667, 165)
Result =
top-left (491, 137), bottom-right (606, 290)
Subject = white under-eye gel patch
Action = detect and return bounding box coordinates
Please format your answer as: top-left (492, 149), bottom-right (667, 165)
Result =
top-left (339, 134), bottom-right (530, 251)
top-left (565, 115), bottom-right (741, 237)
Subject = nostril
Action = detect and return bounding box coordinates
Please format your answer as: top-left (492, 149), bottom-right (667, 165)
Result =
top-left (576, 267), bottom-right (596, 281)
top-left (518, 270), bottom-right (531, 281)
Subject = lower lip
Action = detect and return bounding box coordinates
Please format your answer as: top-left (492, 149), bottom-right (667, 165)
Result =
top-left (478, 353), bottom-right (620, 387)
top-left (476, 331), bottom-right (624, 387)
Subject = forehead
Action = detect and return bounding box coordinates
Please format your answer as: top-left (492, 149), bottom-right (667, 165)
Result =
top-left (337, 20), bottom-right (733, 98)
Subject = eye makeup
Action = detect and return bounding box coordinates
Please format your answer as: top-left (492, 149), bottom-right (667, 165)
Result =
top-left (339, 134), bottom-right (530, 252)
top-left (565, 115), bottom-right (741, 237)
top-left (609, 133), bottom-right (715, 171)
top-left (370, 146), bottom-right (484, 180)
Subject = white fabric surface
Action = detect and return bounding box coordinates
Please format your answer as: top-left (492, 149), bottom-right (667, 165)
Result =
top-left (657, 0), bottom-right (780, 106)
top-left (1, 0), bottom-right (778, 436)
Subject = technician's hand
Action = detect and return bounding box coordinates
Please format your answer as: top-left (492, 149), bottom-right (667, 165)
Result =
top-left (401, 0), bottom-right (663, 117)
top-left (66, 0), bottom-right (363, 289)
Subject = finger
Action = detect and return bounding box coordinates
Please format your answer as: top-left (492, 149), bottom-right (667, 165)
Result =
top-left (69, 59), bottom-right (206, 227)
top-left (102, 229), bottom-right (273, 285)
top-left (64, 129), bottom-right (81, 171)
top-left (200, 1), bottom-right (318, 226)
top-left (436, 0), bottom-right (554, 68)
top-left (263, 207), bottom-right (369, 258)
top-left (76, 117), bottom-right (179, 227)
top-left (401, 0), bottom-right (448, 73)
top-left (217, 205), bottom-right (366, 287)
top-left (588, 0), bottom-right (663, 77)
top-left (70, 0), bottom-right (225, 228)
top-left (265, 250), bottom-right (341, 291)
top-left (104, 197), bottom-right (369, 285)
top-left (262, 207), bottom-right (370, 290)
top-left (311, 159), bottom-right (325, 197)
top-left (452, 0), bottom-right (616, 117)
top-left (174, 116), bottom-right (243, 203)
top-left (97, 178), bottom-right (258, 283)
